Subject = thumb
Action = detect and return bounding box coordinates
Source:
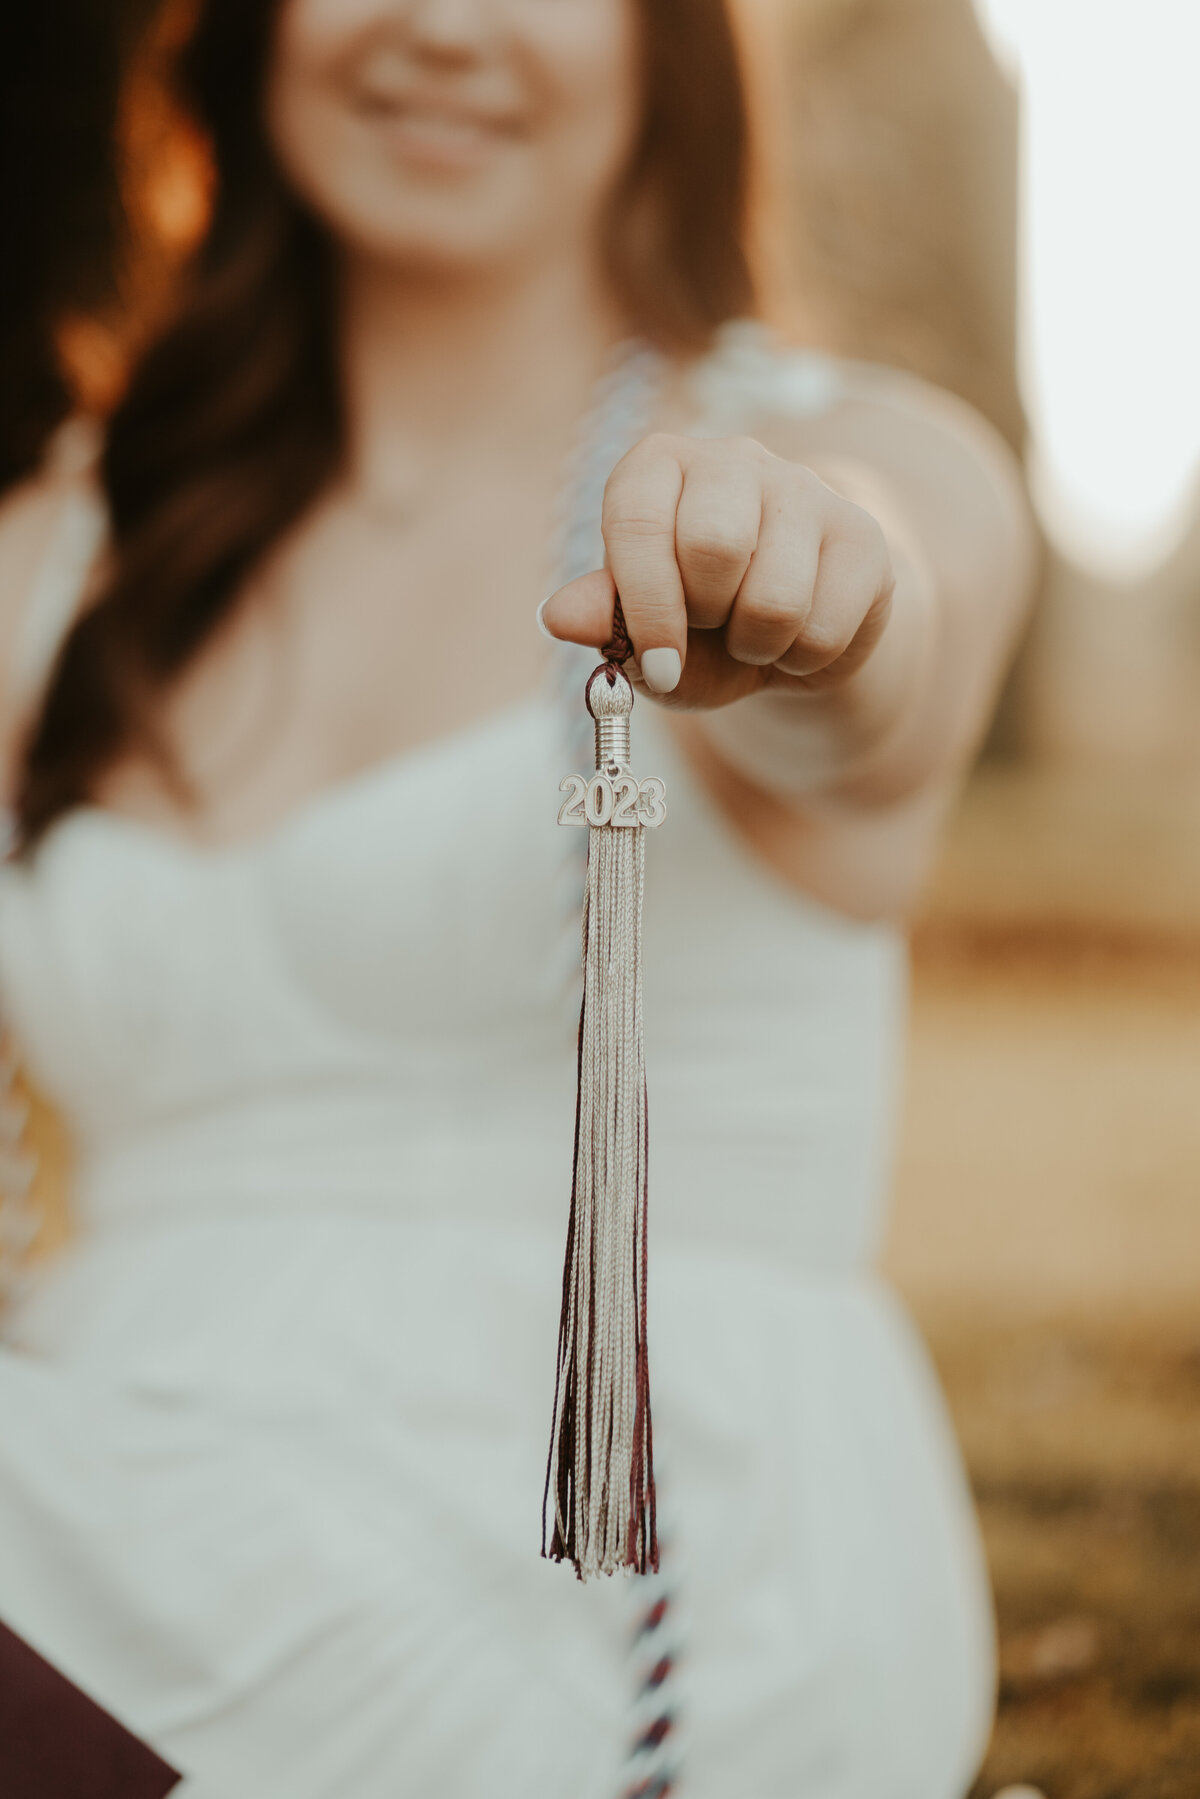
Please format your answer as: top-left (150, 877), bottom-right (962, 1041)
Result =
top-left (537, 569), bottom-right (617, 650)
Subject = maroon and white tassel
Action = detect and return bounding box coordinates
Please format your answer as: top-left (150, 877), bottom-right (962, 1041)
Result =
top-left (543, 609), bottom-right (666, 1581)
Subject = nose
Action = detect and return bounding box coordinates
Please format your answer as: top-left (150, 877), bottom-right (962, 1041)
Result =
top-left (401, 0), bottom-right (501, 58)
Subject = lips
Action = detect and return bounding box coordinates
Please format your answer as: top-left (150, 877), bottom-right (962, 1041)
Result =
top-left (354, 86), bottom-right (522, 163)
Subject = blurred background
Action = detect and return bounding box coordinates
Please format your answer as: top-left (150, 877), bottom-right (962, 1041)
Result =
top-left (773, 2), bottom-right (1200, 1792)
top-left (5, 0), bottom-right (1199, 1792)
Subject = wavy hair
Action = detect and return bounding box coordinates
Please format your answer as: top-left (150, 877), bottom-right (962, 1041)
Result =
top-left (0, 2), bottom-right (154, 492)
top-left (16, 0), bottom-right (754, 847)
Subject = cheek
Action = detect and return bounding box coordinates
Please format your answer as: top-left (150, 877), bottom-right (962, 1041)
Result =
top-left (273, 0), bottom-right (387, 63)
top-left (527, 1), bottom-right (643, 215)
top-left (265, 0), bottom-right (372, 220)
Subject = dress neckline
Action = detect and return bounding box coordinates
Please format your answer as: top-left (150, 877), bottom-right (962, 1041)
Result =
top-left (8, 342), bottom-right (664, 875)
top-left (25, 683), bottom-right (560, 869)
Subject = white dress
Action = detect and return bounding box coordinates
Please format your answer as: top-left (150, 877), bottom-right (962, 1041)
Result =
top-left (0, 342), bottom-right (996, 1798)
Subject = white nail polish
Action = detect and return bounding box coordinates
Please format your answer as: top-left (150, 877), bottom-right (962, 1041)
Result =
top-left (640, 647), bottom-right (682, 694)
top-left (535, 595), bottom-right (555, 642)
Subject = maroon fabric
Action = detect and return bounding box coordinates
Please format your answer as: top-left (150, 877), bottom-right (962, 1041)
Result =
top-left (0, 1619), bottom-right (181, 1798)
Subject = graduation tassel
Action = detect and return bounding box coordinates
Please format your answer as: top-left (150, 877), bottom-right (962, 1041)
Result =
top-left (543, 606), bottom-right (667, 1581)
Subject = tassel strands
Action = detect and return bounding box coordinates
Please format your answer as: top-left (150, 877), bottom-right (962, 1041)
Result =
top-left (544, 609), bottom-right (666, 1581)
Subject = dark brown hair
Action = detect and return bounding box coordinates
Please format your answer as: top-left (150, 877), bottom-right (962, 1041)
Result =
top-left (17, 0), bottom-right (754, 846)
top-left (0, 1), bottom-right (153, 492)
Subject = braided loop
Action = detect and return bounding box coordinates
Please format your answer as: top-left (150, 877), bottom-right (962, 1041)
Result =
top-left (601, 596), bottom-right (634, 675)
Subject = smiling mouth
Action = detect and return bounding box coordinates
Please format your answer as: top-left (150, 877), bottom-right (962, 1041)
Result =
top-left (355, 90), bottom-right (521, 164)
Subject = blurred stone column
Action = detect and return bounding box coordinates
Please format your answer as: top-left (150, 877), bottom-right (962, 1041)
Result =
top-left (763, 0), bottom-right (1200, 776)
top-left (755, 0), bottom-right (1031, 751)
top-left (773, 0), bottom-right (1025, 452)
top-left (1026, 502), bottom-right (1200, 773)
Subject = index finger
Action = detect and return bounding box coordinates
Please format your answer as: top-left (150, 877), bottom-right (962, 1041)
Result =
top-left (601, 436), bottom-right (688, 685)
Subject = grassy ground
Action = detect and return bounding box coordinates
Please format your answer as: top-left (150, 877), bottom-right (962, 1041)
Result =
top-left (886, 765), bottom-right (1200, 1798)
top-left (933, 1317), bottom-right (1200, 1799)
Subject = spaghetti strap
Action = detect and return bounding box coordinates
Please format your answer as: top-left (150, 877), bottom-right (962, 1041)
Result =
top-left (5, 420), bottom-right (108, 730)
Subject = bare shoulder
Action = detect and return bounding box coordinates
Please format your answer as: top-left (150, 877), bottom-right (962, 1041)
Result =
top-left (0, 476), bottom-right (68, 760)
top-left (0, 425), bottom-right (105, 802)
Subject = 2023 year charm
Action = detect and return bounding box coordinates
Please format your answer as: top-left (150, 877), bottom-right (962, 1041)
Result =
top-left (542, 616), bottom-right (666, 1582)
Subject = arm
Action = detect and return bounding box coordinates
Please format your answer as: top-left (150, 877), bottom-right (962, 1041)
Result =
top-left (542, 359), bottom-right (1036, 918)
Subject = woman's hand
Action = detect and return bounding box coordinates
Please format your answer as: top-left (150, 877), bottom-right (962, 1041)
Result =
top-left (539, 433), bottom-right (898, 706)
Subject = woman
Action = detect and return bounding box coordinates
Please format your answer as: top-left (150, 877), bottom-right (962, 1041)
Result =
top-left (0, 1), bottom-right (1034, 1794)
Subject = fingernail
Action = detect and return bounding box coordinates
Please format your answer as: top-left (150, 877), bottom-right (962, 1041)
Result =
top-left (535, 595), bottom-right (556, 642)
top-left (640, 647), bottom-right (682, 694)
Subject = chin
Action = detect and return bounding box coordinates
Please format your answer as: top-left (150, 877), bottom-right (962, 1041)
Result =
top-left (330, 191), bottom-right (550, 278)
top-left (340, 223), bottom-right (521, 277)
